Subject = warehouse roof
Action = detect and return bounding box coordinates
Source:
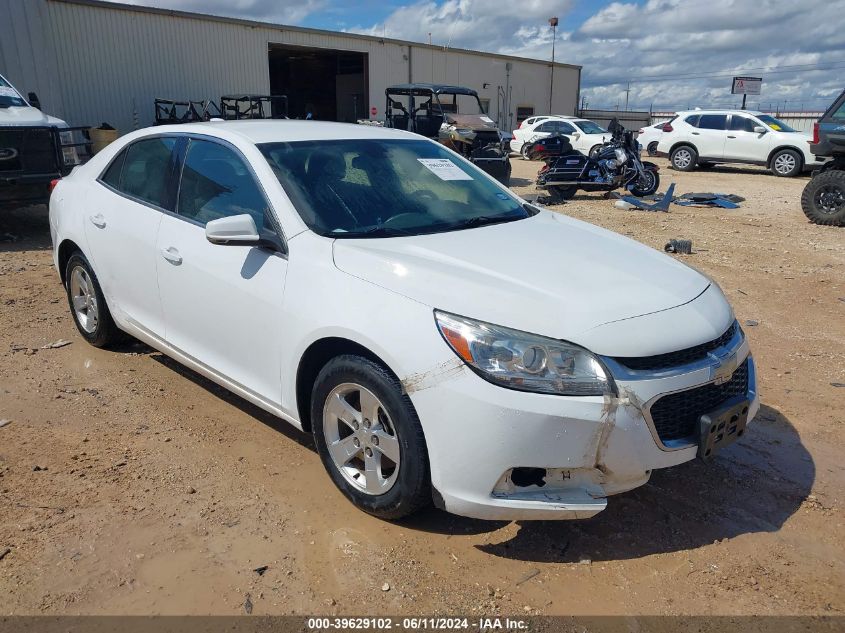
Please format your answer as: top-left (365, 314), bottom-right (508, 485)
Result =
top-left (50, 0), bottom-right (582, 71)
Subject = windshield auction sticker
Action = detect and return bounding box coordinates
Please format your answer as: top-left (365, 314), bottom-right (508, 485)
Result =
top-left (417, 158), bottom-right (473, 181)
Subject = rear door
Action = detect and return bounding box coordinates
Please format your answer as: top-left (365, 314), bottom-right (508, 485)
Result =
top-left (155, 136), bottom-right (288, 404)
top-left (818, 91), bottom-right (845, 154)
top-left (723, 113), bottom-right (771, 161)
top-left (690, 114), bottom-right (728, 159)
top-left (85, 136), bottom-right (177, 336)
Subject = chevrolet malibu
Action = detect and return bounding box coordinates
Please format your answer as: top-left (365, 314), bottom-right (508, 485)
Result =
top-left (49, 121), bottom-right (758, 520)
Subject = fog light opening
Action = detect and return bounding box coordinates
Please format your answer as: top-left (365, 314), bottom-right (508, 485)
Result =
top-left (511, 467), bottom-right (547, 488)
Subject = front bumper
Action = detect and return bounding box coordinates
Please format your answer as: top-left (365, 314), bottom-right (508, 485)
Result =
top-left (410, 324), bottom-right (758, 520)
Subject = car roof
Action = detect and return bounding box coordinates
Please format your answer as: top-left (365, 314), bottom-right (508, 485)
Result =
top-left (386, 83), bottom-right (478, 97)
top-left (149, 120), bottom-right (421, 144)
top-left (675, 109), bottom-right (764, 116)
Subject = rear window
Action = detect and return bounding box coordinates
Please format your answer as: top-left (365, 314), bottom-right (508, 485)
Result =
top-left (698, 114), bottom-right (727, 130)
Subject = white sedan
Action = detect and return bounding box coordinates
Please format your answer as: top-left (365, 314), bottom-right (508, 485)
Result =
top-left (636, 121), bottom-right (671, 156)
top-left (50, 120), bottom-right (758, 520)
top-left (510, 116), bottom-right (609, 158)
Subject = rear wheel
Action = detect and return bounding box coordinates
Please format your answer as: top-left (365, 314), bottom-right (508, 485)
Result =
top-left (771, 149), bottom-right (802, 177)
top-left (800, 170), bottom-right (845, 226)
top-left (64, 252), bottom-right (120, 348)
top-left (549, 185), bottom-right (578, 202)
top-left (311, 355), bottom-right (431, 519)
top-left (670, 145), bottom-right (697, 171)
top-left (647, 141), bottom-right (659, 157)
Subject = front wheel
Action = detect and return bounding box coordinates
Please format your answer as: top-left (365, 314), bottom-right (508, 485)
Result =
top-left (311, 355), bottom-right (431, 519)
top-left (670, 145), bottom-right (697, 171)
top-left (771, 149), bottom-right (802, 177)
top-left (800, 170), bottom-right (845, 226)
top-left (629, 168), bottom-right (660, 197)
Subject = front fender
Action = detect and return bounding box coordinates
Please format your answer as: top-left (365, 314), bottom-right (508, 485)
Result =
top-left (642, 161), bottom-right (659, 170)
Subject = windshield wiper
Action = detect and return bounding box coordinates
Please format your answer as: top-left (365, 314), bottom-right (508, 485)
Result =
top-left (449, 214), bottom-right (525, 230)
top-left (347, 226), bottom-right (415, 238)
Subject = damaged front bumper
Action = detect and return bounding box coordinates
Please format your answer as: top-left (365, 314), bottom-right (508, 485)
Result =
top-left (409, 326), bottom-right (758, 521)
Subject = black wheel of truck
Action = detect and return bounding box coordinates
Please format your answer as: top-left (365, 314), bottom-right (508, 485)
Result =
top-left (801, 170), bottom-right (845, 226)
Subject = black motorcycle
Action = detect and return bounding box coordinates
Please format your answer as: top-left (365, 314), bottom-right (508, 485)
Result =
top-left (529, 119), bottom-right (660, 201)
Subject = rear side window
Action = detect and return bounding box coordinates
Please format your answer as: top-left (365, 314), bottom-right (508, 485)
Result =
top-left (177, 139), bottom-right (267, 228)
top-left (698, 114), bottom-right (727, 130)
top-left (831, 99), bottom-right (845, 120)
top-left (536, 121), bottom-right (558, 133)
top-left (120, 137), bottom-right (176, 208)
top-left (684, 114), bottom-right (700, 127)
top-left (101, 150), bottom-right (125, 188)
top-left (729, 115), bottom-right (756, 132)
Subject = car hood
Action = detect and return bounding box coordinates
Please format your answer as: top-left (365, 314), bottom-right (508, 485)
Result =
top-left (0, 106), bottom-right (67, 127)
top-left (332, 211), bottom-right (712, 349)
top-left (444, 113), bottom-right (498, 131)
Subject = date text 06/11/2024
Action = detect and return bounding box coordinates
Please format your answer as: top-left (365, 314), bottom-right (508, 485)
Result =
top-left (306, 617), bottom-right (530, 630)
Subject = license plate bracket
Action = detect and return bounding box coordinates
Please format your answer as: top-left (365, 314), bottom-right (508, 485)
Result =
top-left (698, 396), bottom-right (751, 461)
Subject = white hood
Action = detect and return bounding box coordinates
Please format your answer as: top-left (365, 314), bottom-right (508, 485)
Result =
top-left (0, 105), bottom-right (67, 127)
top-left (333, 211), bottom-right (720, 354)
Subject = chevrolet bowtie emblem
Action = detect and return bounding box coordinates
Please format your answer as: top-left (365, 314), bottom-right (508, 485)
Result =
top-left (709, 349), bottom-right (738, 385)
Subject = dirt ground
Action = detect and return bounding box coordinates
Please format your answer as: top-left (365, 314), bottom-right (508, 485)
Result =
top-left (0, 157), bottom-right (843, 616)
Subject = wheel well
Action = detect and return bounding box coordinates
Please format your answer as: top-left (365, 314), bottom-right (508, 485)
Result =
top-left (767, 146), bottom-right (803, 168)
top-left (295, 337), bottom-right (393, 433)
top-left (668, 142), bottom-right (697, 157)
top-left (57, 239), bottom-right (82, 284)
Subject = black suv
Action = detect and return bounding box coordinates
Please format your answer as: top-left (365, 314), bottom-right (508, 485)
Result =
top-left (801, 89), bottom-right (845, 225)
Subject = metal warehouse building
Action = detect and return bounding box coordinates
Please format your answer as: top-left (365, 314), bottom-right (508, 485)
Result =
top-left (1, 0), bottom-right (581, 135)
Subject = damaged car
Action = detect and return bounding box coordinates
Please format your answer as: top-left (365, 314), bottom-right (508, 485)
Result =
top-left (50, 120), bottom-right (758, 521)
top-left (384, 83), bottom-right (511, 185)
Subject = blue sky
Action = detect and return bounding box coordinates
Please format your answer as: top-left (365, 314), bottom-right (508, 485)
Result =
top-left (111, 0), bottom-right (845, 112)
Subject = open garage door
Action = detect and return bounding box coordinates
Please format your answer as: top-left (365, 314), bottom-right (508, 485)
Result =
top-left (268, 44), bottom-right (368, 122)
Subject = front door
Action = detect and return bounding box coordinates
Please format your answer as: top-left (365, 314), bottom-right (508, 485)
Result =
top-left (690, 113), bottom-right (728, 159)
top-left (155, 137), bottom-right (288, 405)
top-left (84, 136), bottom-right (177, 336)
top-left (723, 114), bottom-right (771, 161)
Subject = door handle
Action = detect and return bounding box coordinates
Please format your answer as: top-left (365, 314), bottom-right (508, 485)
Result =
top-left (89, 213), bottom-right (106, 228)
top-left (160, 246), bottom-right (182, 265)
top-left (691, 132), bottom-right (700, 135)
top-left (727, 135), bottom-right (737, 138)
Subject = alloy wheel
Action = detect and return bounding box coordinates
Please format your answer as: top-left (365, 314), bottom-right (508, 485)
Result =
top-left (322, 383), bottom-right (401, 495)
top-left (69, 266), bottom-right (99, 334)
top-left (774, 153), bottom-right (797, 175)
top-left (673, 149), bottom-right (692, 169)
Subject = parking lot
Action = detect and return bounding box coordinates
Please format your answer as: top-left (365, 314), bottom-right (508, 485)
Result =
top-left (1, 157), bottom-right (843, 616)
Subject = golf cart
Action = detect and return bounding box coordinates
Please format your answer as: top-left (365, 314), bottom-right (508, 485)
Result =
top-left (384, 83), bottom-right (511, 185)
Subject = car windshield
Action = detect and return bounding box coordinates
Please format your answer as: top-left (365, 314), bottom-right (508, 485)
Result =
top-left (756, 114), bottom-right (797, 133)
top-left (0, 77), bottom-right (27, 108)
top-left (574, 120), bottom-right (606, 134)
top-left (259, 139), bottom-right (532, 238)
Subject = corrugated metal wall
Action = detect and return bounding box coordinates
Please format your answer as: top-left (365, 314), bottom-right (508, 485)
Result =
top-left (1, 0), bottom-right (581, 134)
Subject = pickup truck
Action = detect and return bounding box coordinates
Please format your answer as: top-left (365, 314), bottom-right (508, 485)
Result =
top-left (0, 72), bottom-right (88, 210)
top-left (801, 89), bottom-right (845, 226)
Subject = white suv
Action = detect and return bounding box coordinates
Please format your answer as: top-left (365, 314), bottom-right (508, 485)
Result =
top-left (511, 116), bottom-right (609, 159)
top-left (656, 110), bottom-right (821, 177)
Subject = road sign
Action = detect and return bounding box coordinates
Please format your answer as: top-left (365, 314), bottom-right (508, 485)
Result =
top-left (732, 76), bottom-right (762, 95)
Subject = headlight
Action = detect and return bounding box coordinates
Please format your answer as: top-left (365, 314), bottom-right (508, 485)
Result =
top-left (58, 130), bottom-right (80, 166)
top-left (435, 311), bottom-right (614, 396)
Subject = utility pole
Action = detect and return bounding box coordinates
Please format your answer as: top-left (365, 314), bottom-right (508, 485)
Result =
top-left (548, 17), bottom-right (558, 113)
top-left (624, 81), bottom-right (630, 111)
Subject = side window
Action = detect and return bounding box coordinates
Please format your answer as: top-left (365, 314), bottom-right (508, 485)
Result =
top-left (698, 114), bottom-right (727, 130)
top-left (558, 122), bottom-right (577, 135)
top-left (536, 121), bottom-right (557, 133)
top-left (100, 149), bottom-right (126, 189)
top-left (730, 116), bottom-right (756, 132)
top-left (120, 137), bottom-right (177, 208)
top-left (684, 114), bottom-right (700, 127)
top-left (177, 139), bottom-right (267, 229)
top-left (830, 98), bottom-right (845, 120)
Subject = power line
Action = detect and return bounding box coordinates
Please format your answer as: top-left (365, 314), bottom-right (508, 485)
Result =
top-left (622, 59), bottom-right (845, 82)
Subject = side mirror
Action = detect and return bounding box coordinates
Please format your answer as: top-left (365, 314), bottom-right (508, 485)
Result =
top-left (205, 214), bottom-right (260, 245)
top-left (27, 92), bottom-right (41, 110)
top-left (571, 132), bottom-right (581, 139)
top-left (753, 126), bottom-right (767, 134)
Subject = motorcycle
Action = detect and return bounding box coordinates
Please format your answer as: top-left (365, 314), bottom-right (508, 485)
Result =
top-left (529, 119), bottom-right (660, 202)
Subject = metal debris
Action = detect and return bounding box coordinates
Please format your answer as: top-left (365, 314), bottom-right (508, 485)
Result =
top-left (41, 339), bottom-right (72, 349)
top-left (0, 419), bottom-right (11, 429)
top-left (665, 239), bottom-right (693, 254)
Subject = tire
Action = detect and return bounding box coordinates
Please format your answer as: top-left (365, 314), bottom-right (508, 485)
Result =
top-left (771, 148), bottom-right (802, 177)
top-left (670, 145), bottom-right (697, 171)
top-left (800, 170), bottom-right (845, 226)
top-left (520, 144), bottom-right (531, 160)
top-left (629, 168), bottom-right (660, 197)
top-left (589, 145), bottom-right (602, 158)
top-left (647, 141), bottom-right (658, 157)
top-left (549, 185), bottom-right (578, 202)
top-left (64, 252), bottom-right (120, 348)
top-left (311, 354), bottom-right (431, 520)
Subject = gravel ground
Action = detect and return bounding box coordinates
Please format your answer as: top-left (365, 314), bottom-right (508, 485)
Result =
top-left (0, 156), bottom-right (843, 616)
